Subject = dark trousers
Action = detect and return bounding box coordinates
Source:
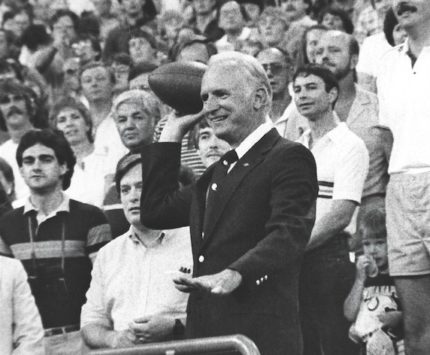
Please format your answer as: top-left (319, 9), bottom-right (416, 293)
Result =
top-left (299, 235), bottom-right (359, 355)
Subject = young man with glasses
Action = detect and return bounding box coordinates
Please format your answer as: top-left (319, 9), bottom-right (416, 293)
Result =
top-left (0, 129), bottom-right (112, 355)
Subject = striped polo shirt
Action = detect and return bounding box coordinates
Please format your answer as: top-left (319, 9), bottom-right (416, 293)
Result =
top-left (0, 196), bottom-right (112, 328)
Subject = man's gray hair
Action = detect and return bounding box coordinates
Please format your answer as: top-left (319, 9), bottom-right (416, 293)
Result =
top-left (112, 89), bottom-right (161, 122)
top-left (208, 52), bottom-right (273, 114)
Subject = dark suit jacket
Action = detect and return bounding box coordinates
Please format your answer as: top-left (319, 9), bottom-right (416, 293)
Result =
top-left (140, 129), bottom-right (318, 355)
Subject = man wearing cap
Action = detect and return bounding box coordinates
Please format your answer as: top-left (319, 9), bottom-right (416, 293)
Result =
top-left (82, 154), bottom-right (192, 349)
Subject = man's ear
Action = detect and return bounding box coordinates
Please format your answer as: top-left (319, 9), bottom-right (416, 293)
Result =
top-left (59, 163), bottom-right (68, 177)
top-left (253, 87), bottom-right (269, 111)
top-left (328, 86), bottom-right (338, 106)
top-left (350, 54), bottom-right (359, 70)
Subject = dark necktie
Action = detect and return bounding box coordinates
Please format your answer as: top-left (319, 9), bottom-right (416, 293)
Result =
top-left (203, 150), bottom-right (238, 234)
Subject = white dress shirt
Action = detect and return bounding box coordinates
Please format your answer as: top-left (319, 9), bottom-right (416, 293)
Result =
top-left (0, 256), bottom-right (45, 355)
top-left (235, 119), bottom-right (274, 160)
top-left (81, 226), bottom-right (192, 331)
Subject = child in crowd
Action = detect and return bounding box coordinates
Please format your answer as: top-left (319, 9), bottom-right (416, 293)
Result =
top-left (344, 208), bottom-right (404, 355)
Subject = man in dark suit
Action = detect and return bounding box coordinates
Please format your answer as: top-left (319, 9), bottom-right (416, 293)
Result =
top-left (140, 52), bottom-right (318, 355)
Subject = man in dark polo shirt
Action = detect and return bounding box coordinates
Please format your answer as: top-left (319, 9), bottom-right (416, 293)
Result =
top-left (0, 129), bottom-right (111, 355)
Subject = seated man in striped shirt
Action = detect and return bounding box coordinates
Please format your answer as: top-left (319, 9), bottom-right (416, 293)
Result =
top-left (0, 129), bottom-right (112, 355)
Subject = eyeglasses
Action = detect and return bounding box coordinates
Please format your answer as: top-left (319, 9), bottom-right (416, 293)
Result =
top-left (0, 94), bottom-right (25, 105)
top-left (261, 63), bottom-right (286, 75)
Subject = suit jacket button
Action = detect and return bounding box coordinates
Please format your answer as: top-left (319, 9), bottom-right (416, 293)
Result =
top-left (256, 280), bottom-right (260, 285)
top-left (198, 255), bottom-right (205, 263)
top-left (211, 183), bottom-right (217, 191)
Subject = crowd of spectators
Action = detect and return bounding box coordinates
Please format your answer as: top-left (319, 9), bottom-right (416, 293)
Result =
top-left (0, 0), bottom-right (428, 355)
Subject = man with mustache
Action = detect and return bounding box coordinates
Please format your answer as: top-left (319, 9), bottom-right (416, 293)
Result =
top-left (288, 31), bottom-right (393, 246)
top-left (313, 30), bottom-right (393, 248)
top-left (376, 1), bottom-right (430, 353)
top-left (0, 80), bottom-right (36, 201)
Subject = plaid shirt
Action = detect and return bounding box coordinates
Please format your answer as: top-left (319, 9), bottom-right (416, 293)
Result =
top-left (354, 0), bottom-right (391, 44)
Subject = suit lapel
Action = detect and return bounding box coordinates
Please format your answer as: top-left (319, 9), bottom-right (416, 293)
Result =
top-left (200, 129), bottom-right (281, 249)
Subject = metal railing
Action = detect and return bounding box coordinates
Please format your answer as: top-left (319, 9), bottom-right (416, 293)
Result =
top-left (89, 334), bottom-right (260, 355)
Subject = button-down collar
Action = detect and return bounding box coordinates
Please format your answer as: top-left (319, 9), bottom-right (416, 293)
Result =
top-left (128, 226), bottom-right (166, 247)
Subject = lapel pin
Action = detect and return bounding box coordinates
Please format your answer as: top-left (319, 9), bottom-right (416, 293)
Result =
top-left (211, 183), bottom-right (217, 191)
top-left (243, 163), bottom-right (250, 167)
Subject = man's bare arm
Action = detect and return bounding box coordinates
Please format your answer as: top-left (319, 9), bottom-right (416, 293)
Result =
top-left (306, 199), bottom-right (356, 251)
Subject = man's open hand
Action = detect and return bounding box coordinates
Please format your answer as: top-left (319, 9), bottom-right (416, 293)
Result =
top-left (173, 269), bottom-right (242, 295)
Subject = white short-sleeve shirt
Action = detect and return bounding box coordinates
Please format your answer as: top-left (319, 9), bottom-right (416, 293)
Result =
top-left (297, 123), bottom-right (369, 232)
top-left (377, 42), bottom-right (430, 174)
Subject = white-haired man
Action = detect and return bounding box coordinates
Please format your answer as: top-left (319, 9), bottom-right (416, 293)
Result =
top-left (140, 52), bottom-right (318, 355)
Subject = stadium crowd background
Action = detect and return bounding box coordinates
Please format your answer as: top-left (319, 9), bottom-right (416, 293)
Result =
top-left (0, 0), bottom-right (428, 354)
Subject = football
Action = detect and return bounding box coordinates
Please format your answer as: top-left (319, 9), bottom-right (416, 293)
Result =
top-left (148, 61), bottom-right (208, 115)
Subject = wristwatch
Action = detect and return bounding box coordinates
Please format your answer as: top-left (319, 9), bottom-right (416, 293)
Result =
top-left (173, 319), bottom-right (185, 339)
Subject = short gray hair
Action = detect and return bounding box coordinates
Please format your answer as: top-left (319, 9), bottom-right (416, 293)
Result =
top-left (112, 89), bottom-right (161, 123)
top-left (208, 52), bottom-right (273, 114)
